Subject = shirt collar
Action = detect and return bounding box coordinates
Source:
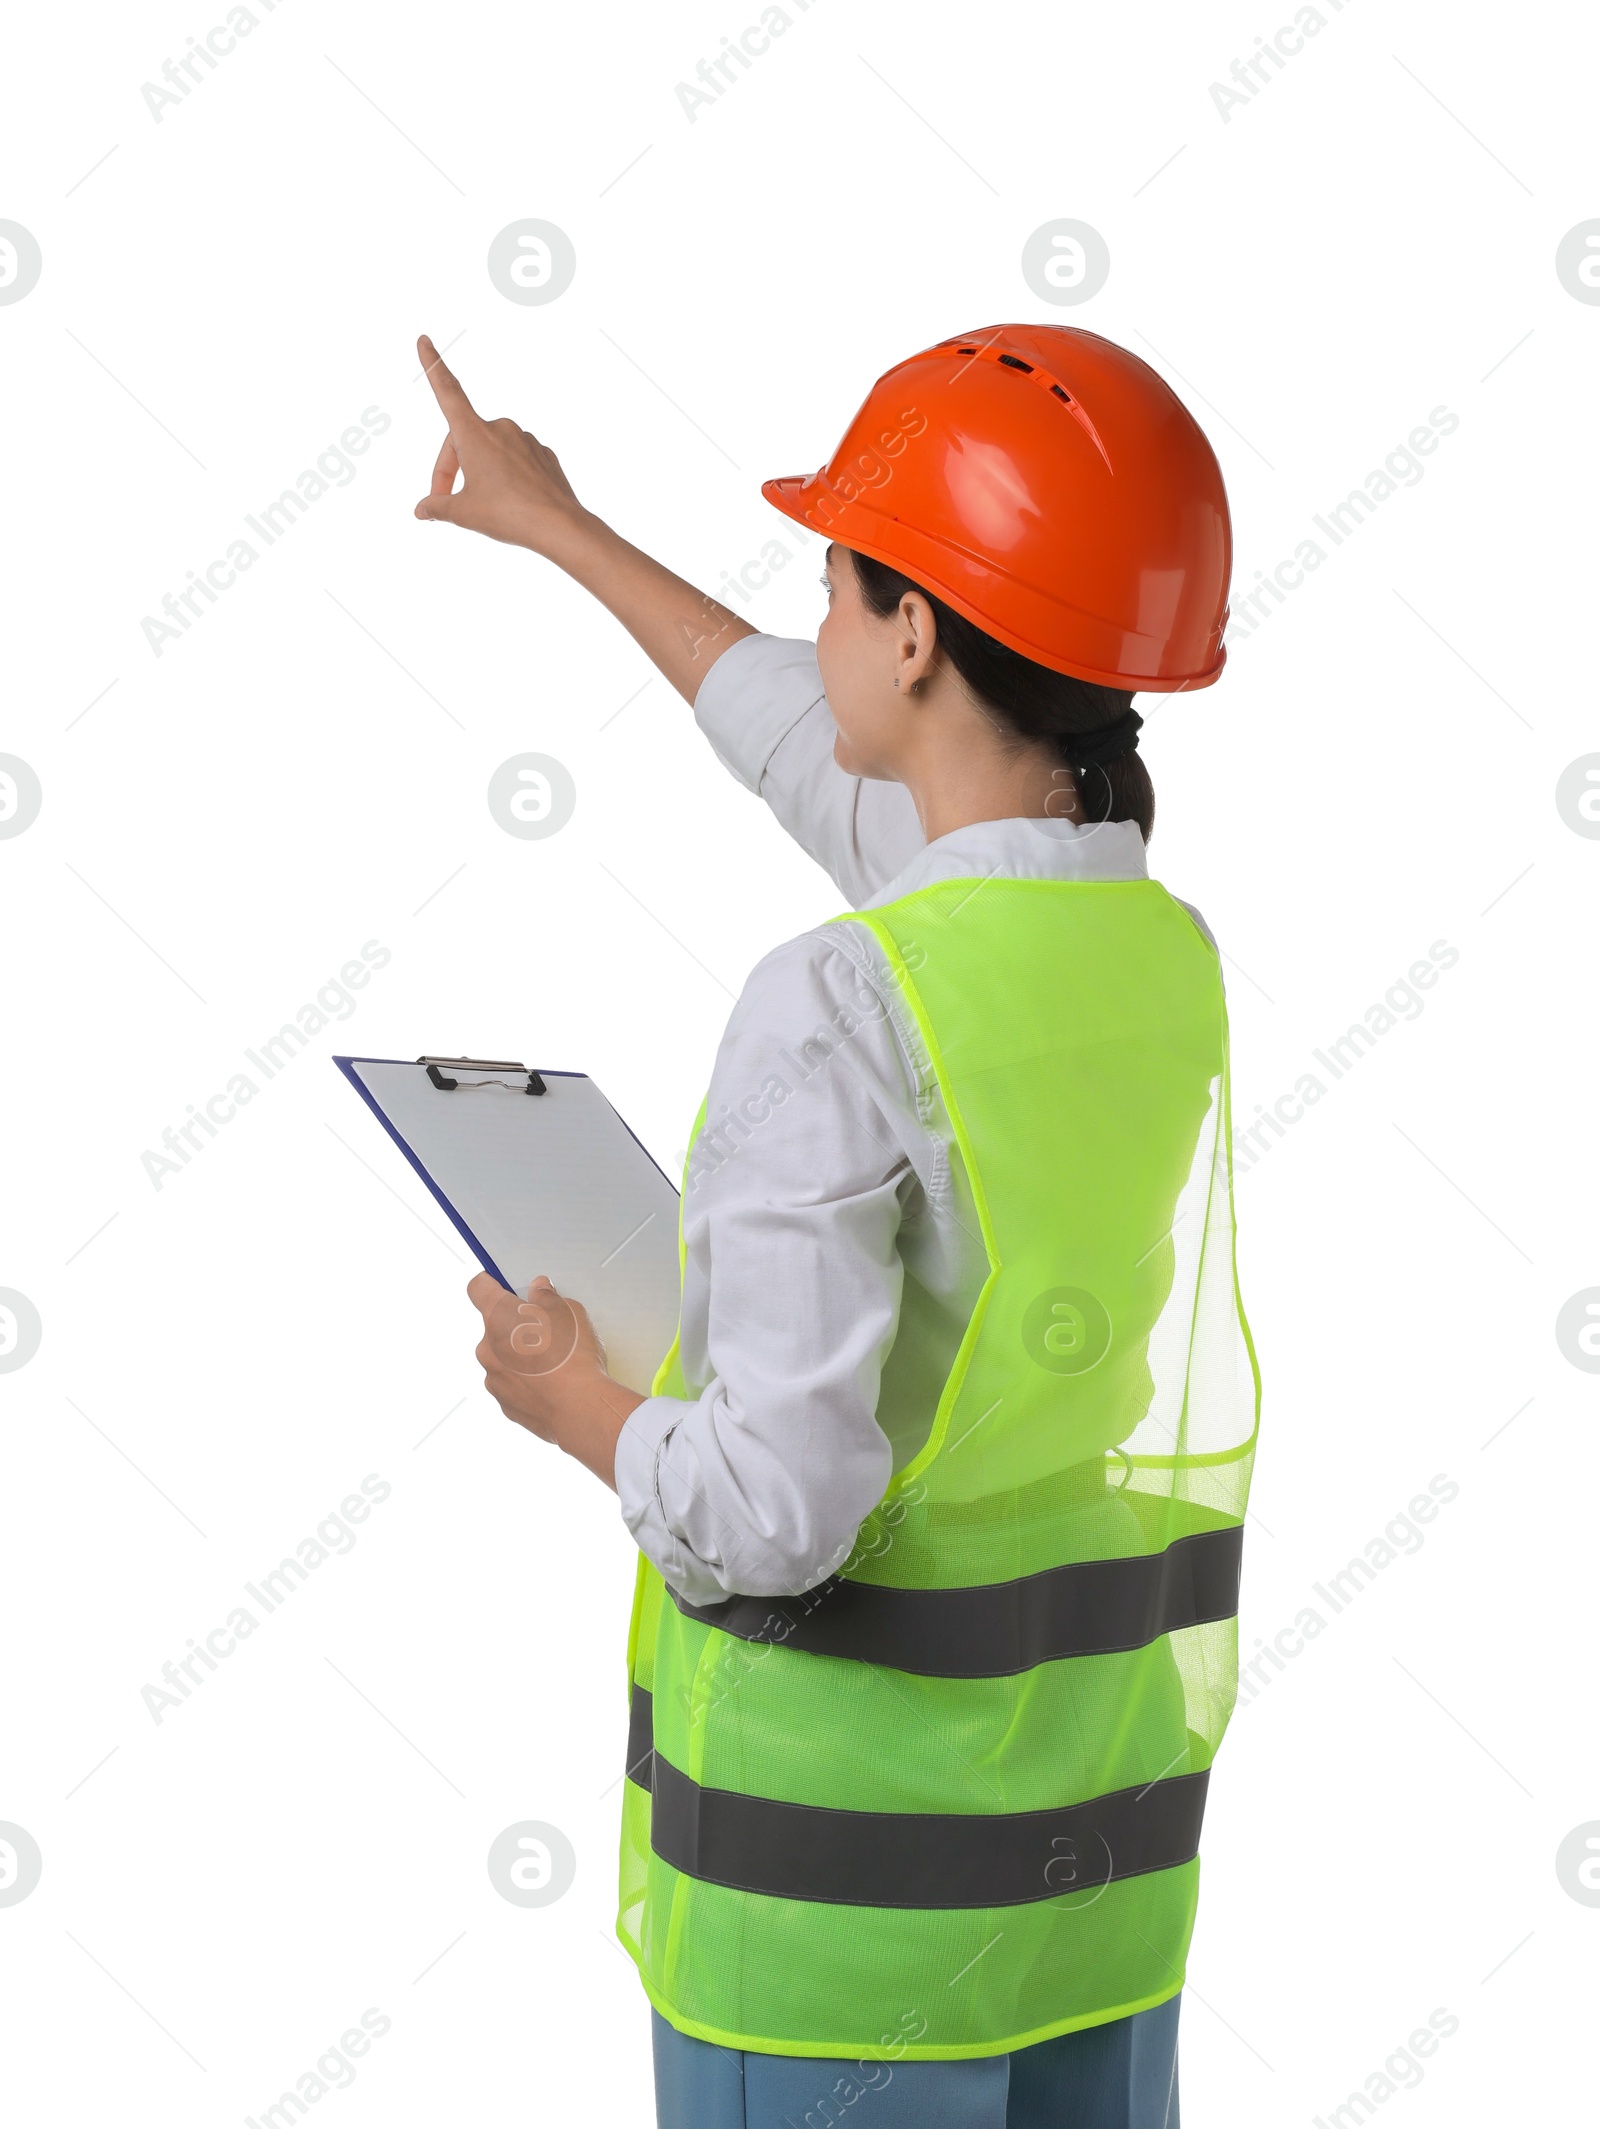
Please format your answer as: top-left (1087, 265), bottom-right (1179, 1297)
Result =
top-left (863, 814), bottom-right (1149, 910)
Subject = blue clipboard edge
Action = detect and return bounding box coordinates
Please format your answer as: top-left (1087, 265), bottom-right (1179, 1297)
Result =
top-left (334, 1055), bottom-right (516, 1290)
top-left (331, 1056), bottom-right (678, 1296)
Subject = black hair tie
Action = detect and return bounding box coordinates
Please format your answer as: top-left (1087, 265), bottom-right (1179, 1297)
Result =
top-left (1064, 708), bottom-right (1143, 770)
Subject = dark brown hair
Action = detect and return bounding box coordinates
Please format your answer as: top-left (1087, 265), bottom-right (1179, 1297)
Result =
top-left (847, 548), bottom-right (1154, 841)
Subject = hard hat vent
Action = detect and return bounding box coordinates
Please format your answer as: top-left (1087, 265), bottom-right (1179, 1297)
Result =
top-left (940, 338), bottom-right (1073, 404)
top-left (934, 335), bottom-right (1111, 469)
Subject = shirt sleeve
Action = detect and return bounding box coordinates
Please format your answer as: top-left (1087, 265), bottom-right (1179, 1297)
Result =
top-left (692, 632), bottom-right (925, 909)
top-left (612, 928), bottom-right (918, 1606)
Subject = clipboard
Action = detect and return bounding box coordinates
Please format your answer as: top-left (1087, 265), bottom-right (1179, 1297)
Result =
top-left (334, 1055), bottom-right (682, 1393)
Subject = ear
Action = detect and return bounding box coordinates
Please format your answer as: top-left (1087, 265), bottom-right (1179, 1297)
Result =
top-left (897, 592), bottom-right (940, 688)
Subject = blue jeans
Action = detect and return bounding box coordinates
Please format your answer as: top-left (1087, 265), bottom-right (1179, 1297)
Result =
top-left (652, 1996), bottom-right (1181, 2129)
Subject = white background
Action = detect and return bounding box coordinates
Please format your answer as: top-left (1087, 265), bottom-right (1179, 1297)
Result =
top-left (2, 0), bottom-right (1596, 2122)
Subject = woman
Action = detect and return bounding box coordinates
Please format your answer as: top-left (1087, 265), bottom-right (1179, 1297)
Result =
top-left (420, 324), bottom-right (1261, 2129)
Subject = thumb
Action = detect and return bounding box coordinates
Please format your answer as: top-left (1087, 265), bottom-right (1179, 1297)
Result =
top-left (467, 1269), bottom-right (509, 1318)
top-left (414, 491), bottom-right (467, 525)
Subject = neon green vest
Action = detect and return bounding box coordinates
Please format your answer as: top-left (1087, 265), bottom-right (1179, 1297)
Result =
top-left (617, 875), bottom-right (1260, 2060)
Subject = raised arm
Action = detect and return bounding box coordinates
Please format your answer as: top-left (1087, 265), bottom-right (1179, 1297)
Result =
top-left (413, 334), bottom-right (756, 704)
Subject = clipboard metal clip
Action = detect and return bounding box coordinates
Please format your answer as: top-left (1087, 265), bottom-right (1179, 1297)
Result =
top-left (417, 1056), bottom-right (547, 1096)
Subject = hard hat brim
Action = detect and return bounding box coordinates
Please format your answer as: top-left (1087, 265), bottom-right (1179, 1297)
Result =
top-left (762, 473), bottom-right (1226, 695)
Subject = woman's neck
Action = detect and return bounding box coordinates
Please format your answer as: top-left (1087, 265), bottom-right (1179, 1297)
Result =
top-left (902, 744), bottom-right (1080, 844)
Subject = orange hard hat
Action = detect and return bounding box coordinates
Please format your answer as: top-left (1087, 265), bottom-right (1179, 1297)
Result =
top-left (762, 324), bottom-right (1232, 692)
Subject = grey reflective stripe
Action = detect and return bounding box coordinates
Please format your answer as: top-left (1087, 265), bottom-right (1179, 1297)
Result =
top-left (625, 1686), bottom-right (1208, 1910)
top-left (626, 1679), bottom-right (655, 1789)
top-left (671, 1525), bottom-right (1242, 1679)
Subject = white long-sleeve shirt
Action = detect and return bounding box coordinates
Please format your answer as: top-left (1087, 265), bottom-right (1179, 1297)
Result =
top-left (613, 632), bottom-right (1207, 1607)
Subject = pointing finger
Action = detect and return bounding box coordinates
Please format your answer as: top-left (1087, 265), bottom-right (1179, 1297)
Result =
top-left (418, 335), bottom-right (480, 433)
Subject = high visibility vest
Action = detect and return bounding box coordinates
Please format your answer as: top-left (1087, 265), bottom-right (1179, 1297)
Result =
top-left (617, 874), bottom-right (1260, 2060)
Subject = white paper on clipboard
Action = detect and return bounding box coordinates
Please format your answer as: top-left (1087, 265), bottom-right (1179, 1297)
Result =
top-left (335, 1056), bottom-right (681, 1393)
